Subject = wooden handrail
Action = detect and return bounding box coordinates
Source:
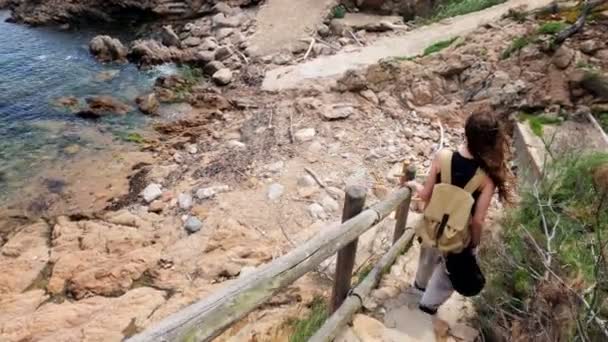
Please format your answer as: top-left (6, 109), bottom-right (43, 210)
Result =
top-left (127, 186), bottom-right (412, 342)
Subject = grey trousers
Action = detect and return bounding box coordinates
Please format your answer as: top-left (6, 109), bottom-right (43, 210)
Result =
top-left (414, 244), bottom-right (454, 311)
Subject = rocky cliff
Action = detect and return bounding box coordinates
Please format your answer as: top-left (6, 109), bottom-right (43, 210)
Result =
top-left (7, 0), bottom-right (259, 25)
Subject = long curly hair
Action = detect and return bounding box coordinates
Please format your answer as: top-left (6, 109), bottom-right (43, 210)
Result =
top-left (465, 112), bottom-right (514, 203)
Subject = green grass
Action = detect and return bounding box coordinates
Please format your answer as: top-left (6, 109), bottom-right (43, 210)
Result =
top-left (519, 113), bottom-right (563, 137)
top-left (423, 37), bottom-right (459, 56)
top-left (537, 21), bottom-right (568, 35)
top-left (477, 153), bottom-right (608, 340)
top-left (501, 35), bottom-right (532, 59)
top-left (288, 296), bottom-right (328, 342)
top-left (431, 0), bottom-right (505, 21)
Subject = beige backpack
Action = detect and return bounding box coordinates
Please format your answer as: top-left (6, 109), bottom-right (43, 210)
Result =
top-left (416, 149), bottom-right (485, 253)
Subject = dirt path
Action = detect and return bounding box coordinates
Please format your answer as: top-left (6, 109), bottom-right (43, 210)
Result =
top-left (262, 0), bottom-right (554, 91)
top-left (248, 0), bottom-right (337, 56)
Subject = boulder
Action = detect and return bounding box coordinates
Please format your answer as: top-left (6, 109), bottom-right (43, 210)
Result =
top-left (141, 183), bottom-right (162, 203)
top-left (553, 46), bottom-right (574, 69)
top-left (161, 25), bottom-right (181, 48)
top-left (129, 39), bottom-right (186, 66)
top-left (204, 61), bottom-right (226, 76)
top-left (76, 96), bottom-right (132, 119)
top-left (183, 36), bottom-right (202, 47)
top-left (212, 68), bottom-right (233, 86)
top-left (196, 50), bottom-right (216, 64)
top-left (135, 93), bottom-right (160, 115)
top-left (580, 39), bottom-right (601, 55)
top-left (200, 37), bottom-right (219, 51)
top-left (295, 128), bottom-right (316, 142)
top-left (214, 46), bottom-right (232, 61)
top-left (89, 35), bottom-right (127, 62)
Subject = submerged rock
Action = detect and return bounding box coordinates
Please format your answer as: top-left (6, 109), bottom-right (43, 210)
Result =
top-left (76, 96), bottom-right (133, 119)
top-left (89, 35), bottom-right (127, 63)
top-left (135, 93), bottom-right (160, 115)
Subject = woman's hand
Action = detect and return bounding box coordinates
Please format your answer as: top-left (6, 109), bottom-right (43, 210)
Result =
top-left (405, 180), bottom-right (422, 193)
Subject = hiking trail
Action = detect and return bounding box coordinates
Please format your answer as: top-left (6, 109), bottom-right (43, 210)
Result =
top-left (262, 0), bottom-right (554, 91)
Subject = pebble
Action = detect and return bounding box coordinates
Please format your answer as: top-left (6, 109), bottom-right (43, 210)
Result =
top-left (185, 143), bottom-right (198, 154)
top-left (148, 200), bottom-right (166, 213)
top-left (141, 183), bottom-right (162, 203)
top-left (308, 203), bottom-right (327, 220)
top-left (297, 174), bottom-right (316, 187)
top-left (184, 216), bottom-right (203, 234)
top-left (227, 140), bottom-right (246, 150)
top-left (294, 128), bottom-right (316, 142)
top-left (323, 106), bottom-right (354, 120)
top-left (212, 68), bottom-right (233, 86)
top-left (267, 183), bottom-right (285, 201)
top-left (178, 193), bottom-right (193, 210)
top-left (196, 185), bottom-right (230, 199)
top-left (320, 194), bottom-right (340, 213)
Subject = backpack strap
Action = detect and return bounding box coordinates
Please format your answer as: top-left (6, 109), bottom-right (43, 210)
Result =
top-left (438, 149), bottom-right (453, 184)
top-left (463, 169), bottom-right (485, 193)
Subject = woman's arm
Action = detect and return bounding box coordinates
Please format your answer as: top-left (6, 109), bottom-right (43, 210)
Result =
top-left (470, 178), bottom-right (496, 247)
top-left (407, 155), bottom-right (440, 204)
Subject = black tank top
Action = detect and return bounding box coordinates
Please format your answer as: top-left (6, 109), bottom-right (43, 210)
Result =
top-left (436, 151), bottom-right (481, 212)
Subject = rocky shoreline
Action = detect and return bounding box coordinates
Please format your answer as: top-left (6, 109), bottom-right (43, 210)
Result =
top-left (1, 1), bottom-right (608, 341)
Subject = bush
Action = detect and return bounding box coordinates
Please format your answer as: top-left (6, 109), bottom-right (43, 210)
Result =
top-left (501, 35), bottom-right (532, 59)
top-left (423, 37), bottom-right (459, 56)
top-left (288, 296), bottom-right (328, 342)
top-left (477, 153), bottom-right (608, 341)
top-left (519, 113), bottom-right (563, 137)
top-left (537, 21), bottom-right (568, 35)
top-left (431, 0), bottom-right (505, 21)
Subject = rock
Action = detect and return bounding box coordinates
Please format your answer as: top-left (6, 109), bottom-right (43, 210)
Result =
top-left (317, 24), bottom-right (331, 37)
top-left (196, 185), bottom-right (230, 200)
top-left (238, 266), bottom-right (257, 279)
top-left (553, 46), bottom-right (574, 69)
top-left (148, 200), bottom-right (165, 213)
top-left (196, 50), bottom-right (216, 64)
top-left (267, 183), bottom-right (285, 201)
top-left (338, 37), bottom-right (351, 46)
top-left (183, 36), bottom-right (202, 47)
top-left (227, 140), bottom-right (246, 150)
top-left (213, 2), bottom-right (234, 15)
top-left (141, 183), bottom-right (162, 203)
top-left (76, 96), bottom-right (132, 119)
top-left (185, 143), bottom-right (198, 154)
top-left (55, 96), bottom-right (79, 111)
top-left (212, 68), bottom-right (233, 86)
top-left (212, 13), bottom-right (243, 28)
top-left (214, 46), bottom-right (232, 61)
top-left (313, 43), bottom-right (332, 56)
top-left (308, 203), bottom-right (327, 220)
top-left (216, 28), bottom-right (235, 40)
top-left (265, 161), bottom-right (285, 174)
top-left (320, 194), bottom-right (340, 213)
top-left (323, 105), bottom-right (354, 120)
top-left (336, 70), bottom-right (367, 92)
top-left (360, 89), bottom-right (379, 105)
top-left (184, 216), bottom-right (203, 234)
top-left (178, 193), bottom-right (193, 210)
top-left (89, 35), bottom-right (127, 62)
top-left (135, 93), bottom-right (159, 115)
top-left (294, 128), bottom-right (316, 142)
top-left (298, 175), bottom-right (317, 187)
top-left (326, 186), bottom-right (344, 200)
top-left (200, 37), bottom-right (219, 51)
top-left (330, 19), bottom-right (347, 36)
top-left (580, 40), bottom-right (601, 55)
top-left (94, 69), bottom-right (119, 82)
top-left (272, 52), bottom-right (292, 65)
top-left (203, 61), bottom-right (226, 76)
top-left (161, 25), bottom-right (181, 48)
top-left (129, 39), bottom-right (185, 66)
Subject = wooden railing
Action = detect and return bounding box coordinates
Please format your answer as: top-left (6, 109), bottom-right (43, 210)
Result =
top-left (128, 163), bottom-right (417, 342)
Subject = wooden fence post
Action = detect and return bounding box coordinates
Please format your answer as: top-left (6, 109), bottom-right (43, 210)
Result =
top-left (393, 162), bottom-right (417, 244)
top-left (330, 185), bottom-right (367, 312)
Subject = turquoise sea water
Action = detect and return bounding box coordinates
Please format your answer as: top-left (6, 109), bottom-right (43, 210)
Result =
top-left (0, 11), bottom-right (170, 202)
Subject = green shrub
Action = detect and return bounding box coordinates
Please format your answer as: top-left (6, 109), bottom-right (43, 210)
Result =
top-left (519, 113), bottom-right (563, 137)
top-left (431, 0), bottom-right (505, 21)
top-left (478, 152), bottom-right (608, 340)
top-left (501, 36), bottom-right (532, 59)
top-left (537, 21), bottom-right (568, 35)
top-left (423, 37), bottom-right (459, 56)
top-left (288, 296), bottom-right (328, 342)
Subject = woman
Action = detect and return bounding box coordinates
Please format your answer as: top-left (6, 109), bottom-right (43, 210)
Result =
top-left (406, 112), bottom-right (513, 315)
